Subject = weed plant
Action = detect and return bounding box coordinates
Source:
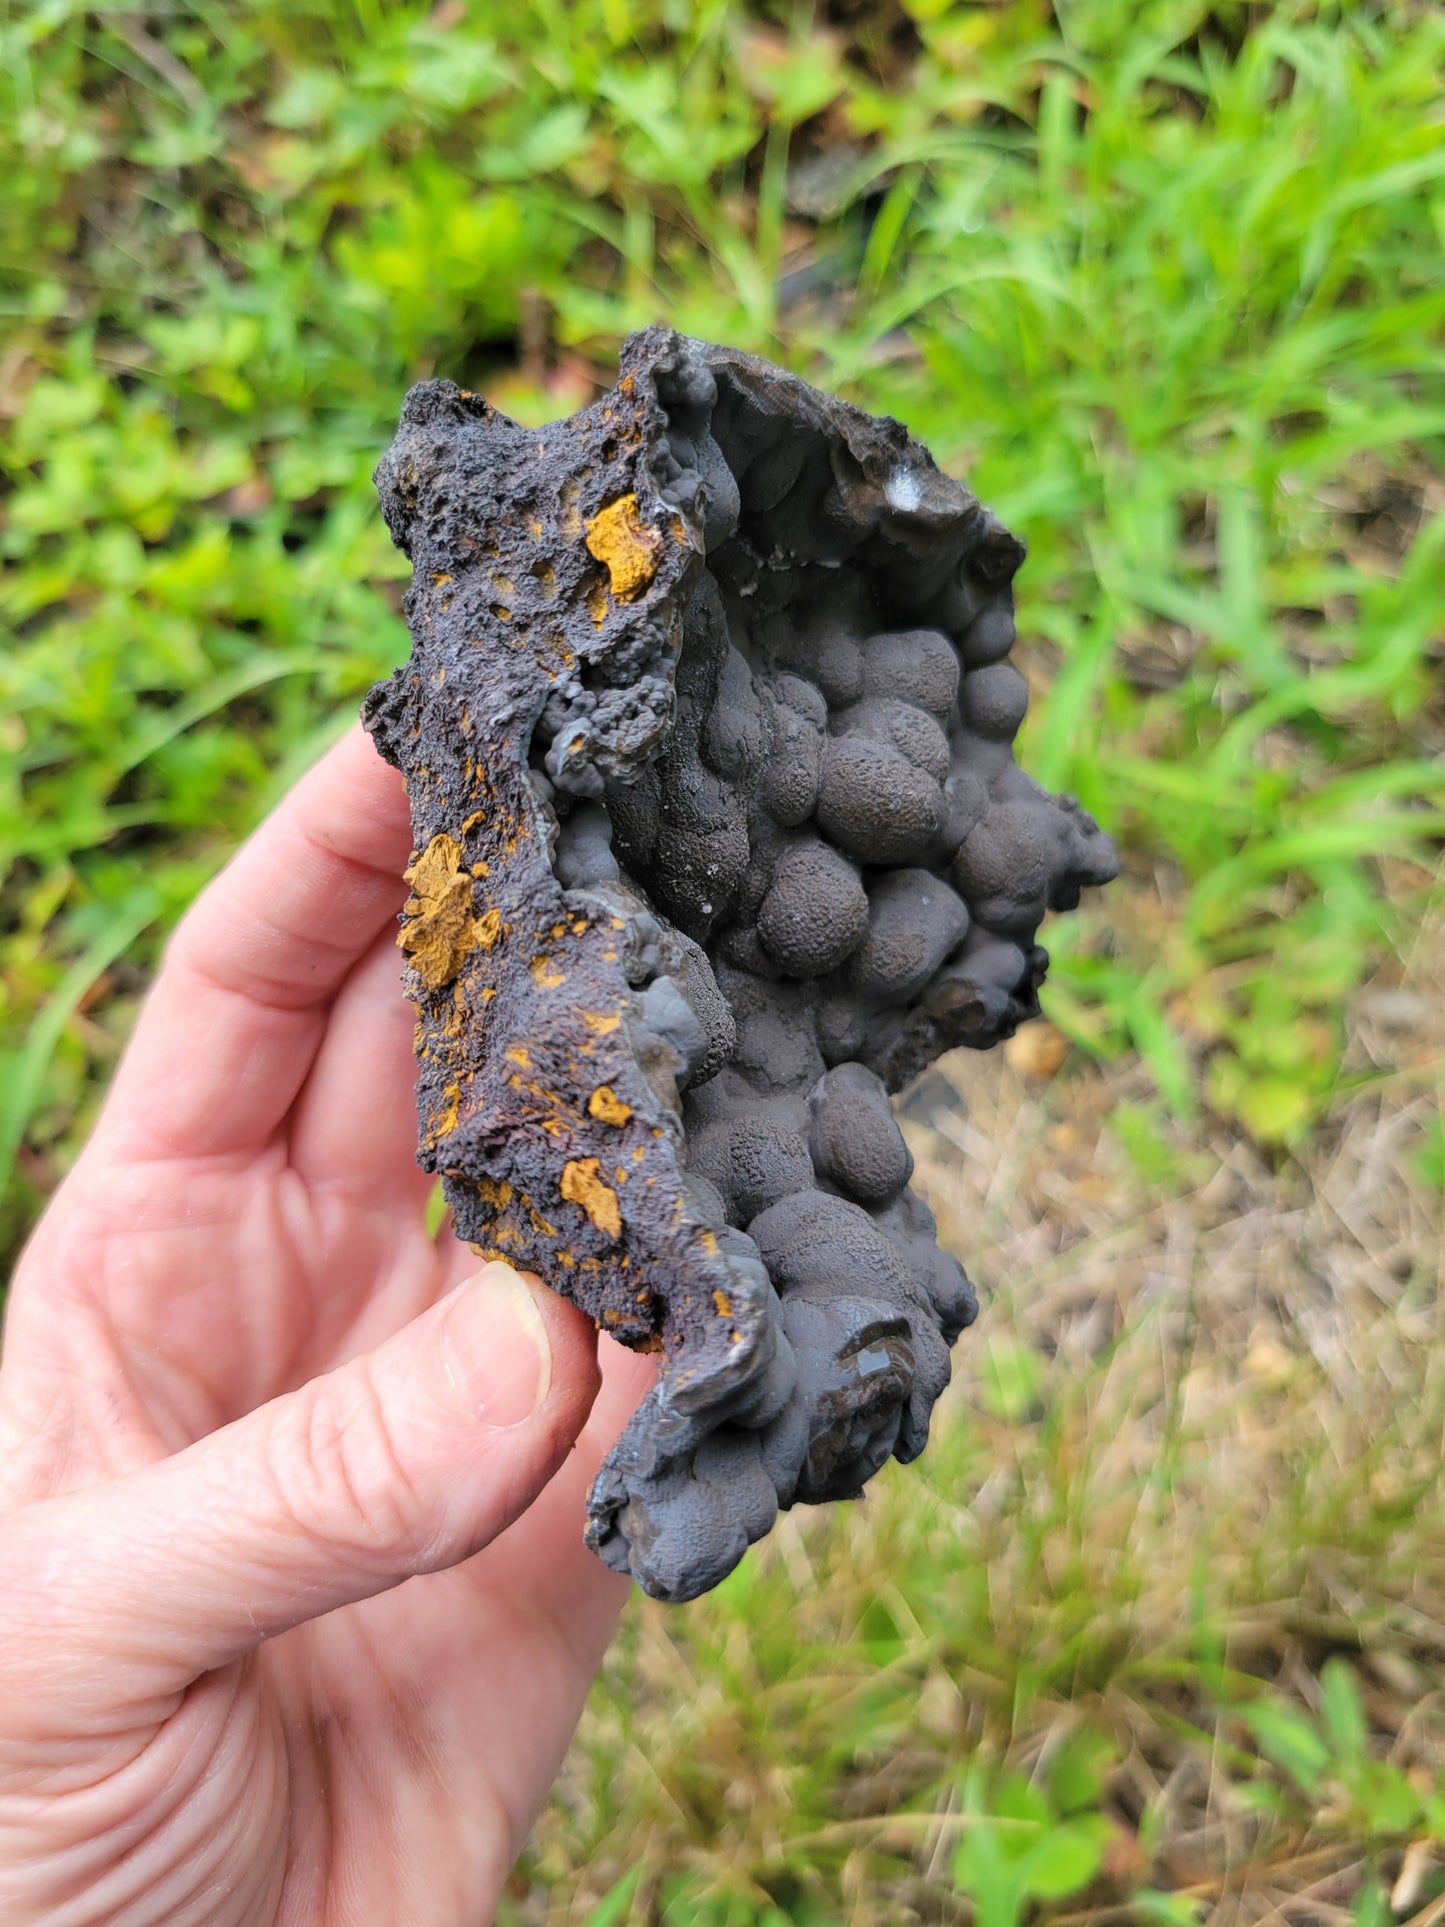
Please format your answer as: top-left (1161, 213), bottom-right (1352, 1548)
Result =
top-left (2, 1), bottom-right (1443, 1918)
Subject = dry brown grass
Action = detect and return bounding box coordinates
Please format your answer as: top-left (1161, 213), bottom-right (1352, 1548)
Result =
top-left (506, 891), bottom-right (1445, 1924)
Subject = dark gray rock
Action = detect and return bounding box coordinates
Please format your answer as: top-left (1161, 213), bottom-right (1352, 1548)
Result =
top-left (363, 329), bottom-right (1117, 1602)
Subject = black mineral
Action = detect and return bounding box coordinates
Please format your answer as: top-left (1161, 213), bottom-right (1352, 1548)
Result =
top-left (363, 329), bottom-right (1118, 1602)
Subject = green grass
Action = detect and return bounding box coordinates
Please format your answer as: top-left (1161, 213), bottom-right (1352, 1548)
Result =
top-left (511, 1031), bottom-right (1445, 1921)
top-left (4, 0), bottom-right (1442, 1251)
top-left (3, 1), bottom-right (1444, 1916)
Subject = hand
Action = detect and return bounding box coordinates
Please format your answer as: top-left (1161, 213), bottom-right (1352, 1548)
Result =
top-left (0, 726), bottom-right (654, 1926)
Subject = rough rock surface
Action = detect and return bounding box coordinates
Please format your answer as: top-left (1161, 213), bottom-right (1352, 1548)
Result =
top-left (363, 329), bottom-right (1118, 1601)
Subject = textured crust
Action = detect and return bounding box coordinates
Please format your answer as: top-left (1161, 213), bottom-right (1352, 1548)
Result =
top-left (364, 329), bottom-right (1117, 1601)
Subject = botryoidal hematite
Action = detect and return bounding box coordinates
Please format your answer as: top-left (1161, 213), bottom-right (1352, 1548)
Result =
top-left (363, 329), bottom-right (1118, 1601)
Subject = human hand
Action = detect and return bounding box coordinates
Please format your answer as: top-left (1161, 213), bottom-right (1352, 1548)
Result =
top-left (0, 726), bottom-right (654, 1925)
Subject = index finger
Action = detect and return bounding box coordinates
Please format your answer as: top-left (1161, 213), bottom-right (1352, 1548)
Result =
top-left (97, 724), bottom-right (415, 1161)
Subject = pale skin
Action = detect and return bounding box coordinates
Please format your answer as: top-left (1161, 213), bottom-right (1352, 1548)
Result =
top-left (0, 726), bottom-right (655, 1926)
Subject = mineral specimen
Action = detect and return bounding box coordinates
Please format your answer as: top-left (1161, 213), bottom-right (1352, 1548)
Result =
top-left (363, 329), bottom-right (1117, 1602)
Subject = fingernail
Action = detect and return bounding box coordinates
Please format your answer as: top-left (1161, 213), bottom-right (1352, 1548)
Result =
top-left (441, 1265), bottom-right (553, 1428)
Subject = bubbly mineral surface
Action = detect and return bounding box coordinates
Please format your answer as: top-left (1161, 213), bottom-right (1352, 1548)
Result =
top-left (364, 329), bottom-right (1117, 1601)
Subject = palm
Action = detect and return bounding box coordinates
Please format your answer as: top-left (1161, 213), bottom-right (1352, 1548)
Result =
top-left (0, 730), bottom-right (650, 1924)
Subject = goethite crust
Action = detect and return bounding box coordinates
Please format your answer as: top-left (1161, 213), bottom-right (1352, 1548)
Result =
top-left (364, 329), bottom-right (1118, 1602)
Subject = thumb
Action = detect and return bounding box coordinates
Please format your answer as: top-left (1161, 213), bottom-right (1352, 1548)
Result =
top-left (2, 1264), bottom-right (600, 1709)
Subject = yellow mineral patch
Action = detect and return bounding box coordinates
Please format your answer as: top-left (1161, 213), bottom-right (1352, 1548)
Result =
top-left (588, 1085), bottom-right (632, 1127)
top-left (399, 833), bottom-right (475, 989)
top-left (530, 955), bottom-right (565, 988)
top-left (584, 493), bottom-right (663, 599)
top-left (558, 479), bottom-right (582, 540)
top-left (461, 810), bottom-right (485, 834)
top-left (470, 861), bottom-right (490, 879)
top-left (712, 1289), bottom-right (733, 1318)
top-left (475, 1175), bottom-right (513, 1210)
top-left (560, 1157), bottom-right (622, 1240)
top-left (432, 1081), bottom-right (462, 1139)
top-left (431, 571), bottom-right (453, 586)
top-left (526, 1201), bottom-right (559, 1237)
top-left (581, 1008), bottom-right (621, 1034)
top-left (474, 907), bottom-right (503, 950)
top-left (504, 1044), bottom-right (531, 1068)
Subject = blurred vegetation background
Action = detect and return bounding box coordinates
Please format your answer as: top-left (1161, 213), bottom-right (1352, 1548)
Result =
top-left (2, 0), bottom-right (1442, 1920)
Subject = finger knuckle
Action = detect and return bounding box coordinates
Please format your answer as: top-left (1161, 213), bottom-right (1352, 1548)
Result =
top-left (262, 1366), bottom-right (438, 1575)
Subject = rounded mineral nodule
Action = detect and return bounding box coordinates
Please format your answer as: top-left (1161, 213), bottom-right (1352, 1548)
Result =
top-left (960, 661), bottom-right (1031, 740)
top-left (834, 697), bottom-right (952, 785)
top-left (808, 1063), bottom-right (913, 1207)
top-left (961, 607), bottom-right (1017, 667)
top-left (851, 869), bottom-right (971, 1006)
top-left (816, 734), bottom-right (945, 865)
top-left (860, 628), bottom-right (961, 717)
top-left (757, 839), bottom-right (869, 978)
